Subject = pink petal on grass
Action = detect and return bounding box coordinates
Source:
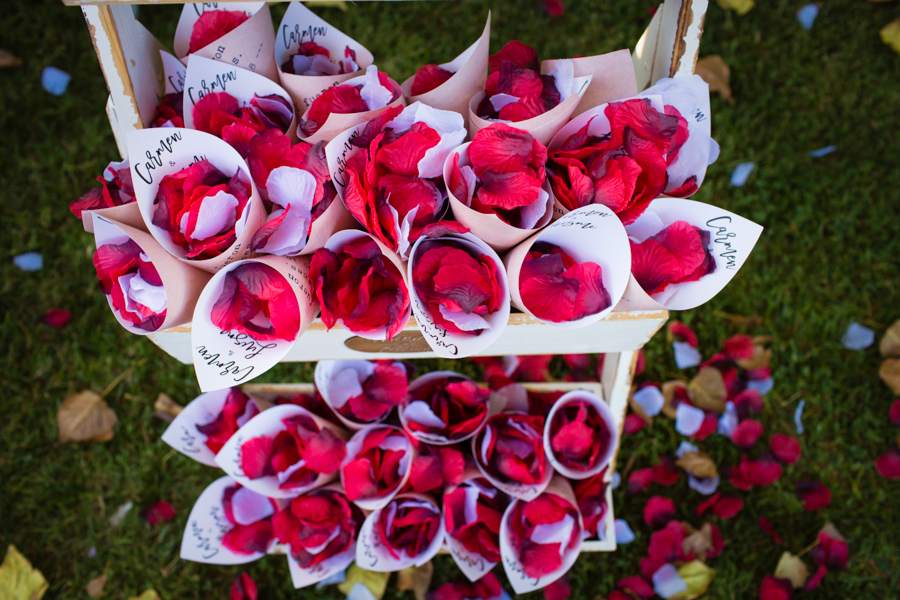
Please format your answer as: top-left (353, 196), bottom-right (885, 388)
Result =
top-left (731, 419), bottom-right (764, 448)
top-left (770, 434), bottom-right (802, 464)
top-left (875, 446), bottom-right (900, 479)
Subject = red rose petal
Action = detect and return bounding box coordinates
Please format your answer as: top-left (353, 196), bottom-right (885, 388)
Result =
top-left (521, 540), bottom-right (563, 579)
top-left (341, 457), bottom-right (377, 501)
top-left (875, 446), bottom-right (900, 479)
top-left (488, 40), bottom-right (540, 73)
top-left (796, 480), bottom-right (831, 511)
top-left (731, 419), bottom-right (764, 448)
top-left (617, 575), bottom-right (654, 599)
top-left (643, 496), bottom-right (675, 529)
top-left (695, 493), bottom-right (720, 516)
top-left (39, 309), bottom-right (72, 328)
top-left (668, 320), bottom-right (698, 346)
top-left (543, 575), bottom-right (570, 600)
top-left (711, 494), bottom-right (743, 519)
top-left (758, 516), bottom-right (782, 543)
top-left (812, 531), bottom-right (849, 570)
top-left (724, 334), bottom-right (755, 360)
top-left (240, 436), bottom-right (275, 479)
top-left (804, 566), bottom-right (827, 592)
top-left (651, 457), bottom-right (680, 486)
top-left (189, 10), bottom-right (250, 55)
top-left (411, 63), bottom-right (454, 96)
top-left (231, 572), bottom-right (258, 600)
top-left (770, 434), bottom-right (801, 464)
top-left (628, 468), bottom-right (655, 494)
top-left (303, 429), bottom-right (347, 475)
top-left (222, 520), bottom-right (273, 555)
top-left (624, 413), bottom-right (648, 435)
top-left (140, 500), bottom-right (175, 526)
top-left (759, 576), bottom-right (794, 600)
top-left (891, 400), bottom-right (900, 427)
top-left (693, 412), bottom-right (719, 441)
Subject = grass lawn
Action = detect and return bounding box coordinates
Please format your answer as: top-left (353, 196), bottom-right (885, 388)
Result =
top-left (2, 0), bottom-right (900, 598)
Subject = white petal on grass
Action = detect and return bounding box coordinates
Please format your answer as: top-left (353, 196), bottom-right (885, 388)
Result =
top-left (730, 162), bottom-right (755, 187)
top-left (675, 403), bottom-right (705, 436)
top-left (653, 563), bottom-right (688, 599)
top-left (614, 519), bottom-right (635, 544)
top-left (841, 321), bottom-right (874, 350)
top-left (794, 400), bottom-right (805, 435)
top-left (673, 341), bottom-right (702, 369)
top-left (632, 386), bottom-right (664, 417)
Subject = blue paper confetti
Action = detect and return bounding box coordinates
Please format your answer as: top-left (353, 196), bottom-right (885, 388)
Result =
top-left (347, 584), bottom-right (377, 600)
top-left (746, 377), bottom-right (774, 396)
top-left (809, 145), bottom-right (838, 158)
top-left (615, 519), bottom-right (635, 544)
top-left (87, 547), bottom-right (97, 559)
top-left (13, 252), bottom-right (42, 271)
top-left (41, 66), bottom-right (71, 96)
top-left (841, 322), bottom-right (875, 350)
top-left (731, 162), bottom-right (755, 187)
top-left (796, 4), bottom-right (819, 31)
top-left (794, 400), bottom-right (806, 435)
top-left (316, 570), bottom-right (346, 588)
top-left (610, 471), bottom-right (621, 490)
top-left (673, 341), bottom-right (702, 369)
top-left (688, 474), bottom-right (720, 495)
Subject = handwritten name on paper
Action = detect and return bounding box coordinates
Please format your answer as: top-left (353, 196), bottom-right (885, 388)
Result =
top-left (196, 345), bottom-right (257, 382)
top-left (282, 23), bottom-right (328, 50)
top-left (358, 524), bottom-right (381, 569)
top-left (168, 71), bottom-right (185, 94)
top-left (449, 544), bottom-right (486, 571)
top-left (413, 297), bottom-right (459, 356)
top-left (549, 208), bottom-right (610, 230)
top-left (193, 3), bottom-right (253, 18)
top-left (331, 129), bottom-right (362, 188)
top-left (706, 216), bottom-right (738, 270)
top-left (179, 425), bottom-right (202, 454)
top-left (302, 80), bottom-right (341, 108)
top-left (503, 554), bottom-right (541, 587)
top-left (133, 131), bottom-right (184, 184)
top-left (187, 70), bottom-right (240, 105)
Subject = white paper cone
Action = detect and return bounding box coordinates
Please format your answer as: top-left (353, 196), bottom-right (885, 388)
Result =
top-left (161, 49), bottom-right (187, 94)
top-left (355, 492), bottom-right (445, 572)
top-left (543, 390), bottom-right (618, 480)
top-left (540, 50), bottom-right (638, 117)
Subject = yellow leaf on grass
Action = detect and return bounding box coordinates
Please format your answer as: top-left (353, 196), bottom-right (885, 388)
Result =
top-left (58, 390), bottom-right (118, 442)
top-left (775, 552), bottom-right (809, 589)
top-left (0, 545), bottom-right (49, 600)
top-left (717, 0), bottom-right (754, 16)
top-left (879, 320), bottom-right (900, 357)
top-left (688, 368), bottom-right (727, 412)
top-left (881, 19), bottom-right (900, 54)
top-left (128, 591), bottom-right (161, 600)
top-left (153, 393), bottom-right (183, 423)
top-left (396, 562), bottom-right (434, 600)
top-left (304, 0), bottom-right (349, 10)
top-left (338, 565), bottom-right (390, 600)
top-left (695, 56), bottom-right (732, 105)
top-left (879, 358), bottom-right (900, 394)
top-left (86, 574), bottom-right (107, 598)
top-left (676, 451), bottom-right (719, 479)
top-left (670, 560), bottom-right (714, 600)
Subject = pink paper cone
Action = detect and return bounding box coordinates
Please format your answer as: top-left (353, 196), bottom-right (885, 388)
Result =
top-left (541, 50), bottom-right (638, 117)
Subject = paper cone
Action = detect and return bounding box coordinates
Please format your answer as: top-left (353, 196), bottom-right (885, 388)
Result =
top-left (82, 201), bottom-right (146, 234)
top-left (540, 50), bottom-right (638, 117)
top-left (467, 73), bottom-right (592, 147)
top-left (183, 54), bottom-right (298, 141)
top-left (314, 360), bottom-right (393, 430)
top-left (161, 49), bottom-right (187, 95)
top-left (472, 412), bottom-right (552, 502)
top-left (174, 2), bottom-right (279, 82)
top-left (622, 197), bottom-right (764, 311)
top-left (127, 127), bottom-right (266, 273)
top-left (180, 475), bottom-right (268, 565)
top-left (314, 230), bottom-right (412, 340)
top-left (502, 204), bottom-right (631, 328)
top-left (443, 466), bottom-right (503, 582)
top-left (299, 83), bottom-right (406, 145)
top-left (355, 492), bottom-right (445, 572)
top-left (275, 2), bottom-right (375, 116)
top-left (407, 232), bottom-right (511, 359)
top-left (444, 141), bottom-right (553, 253)
top-left (91, 213), bottom-right (212, 335)
top-left (162, 388), bottom-right (261, 467)
top-left (191, 255), bottom-right (319, 392)
top-left (543, 390), bottom-right (618, 480)
top-left (400, 371), bottom-right (489, 446)
top-left (499, 475), bottom-right (583, 594)
top-left (400, 13), bottom-right (491, 127)
top-left (340, 424), bottom-right (415, 511)
top-left (214, 404), bottom-right (348, 499)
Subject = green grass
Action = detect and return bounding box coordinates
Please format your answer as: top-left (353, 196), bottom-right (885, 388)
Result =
top-left (2, 0), bottom-right (900, 598)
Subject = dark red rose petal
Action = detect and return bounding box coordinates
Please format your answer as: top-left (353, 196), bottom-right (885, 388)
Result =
top-left (731, 419), bottom-right (764, 448)
top-left (876, 446), bottom-right (900, 479)
top-left (770, 434), bottom-right (802, 464)
top-left (39, 309), bottom-right (72, 328)
top-left (222, 520), bottom-right (273, 555)
top-left (411, 64), bottom-right (454, 96)
top-left (189, 10), bottom-right (249, 55)
top-left (668, 320), bottom-right (698, 346)
top-left (231, 572), bottom-right (258, 600)
top-left (643, 496), bottom-right (676, 529)
top-left (617, 575), bottom-right (654, 599)
top-left (724, 334), bottom-right (755, 359)
top-left (796, 480), bottom-right (831, 511)
top-left (140, 500), bottom-right (175, 526)
top-left (759, 576), bottom-right (794, 600)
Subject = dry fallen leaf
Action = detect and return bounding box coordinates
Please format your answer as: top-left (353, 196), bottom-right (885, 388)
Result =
top-left (736, 344), bottom-right (772, 371)
top-left (774, 552), bottom-right (809, 589)
top-left (819, 522), bottom-right (846, 542)
top-left (716, 0), bottom-right (754, 16)
top-left (304, 0), bottom-right (349, 10)
top-left (879, 359), bottom-right (900, 394)
top-left (661, 380), bottom-right (689, 419)
top-left (128, 591), bottom-right (161, 600)
top-left (396, 562), bottom-right (433, 600)
top-left (676, 451), bottom-right (719, 479)
top-left (153, 394), bottom-right (183, 423)
top-left (879, 320), bottom-right (900, 357)
top-left (695, 56), bottom-right (732, 105)
top-left (0, 545), bottom-right (49, 600)
top-left (688, 368), bottom-right (727, 412)
top-left (882, 19), bottom-right (900, 54)
top-left (681, 523), bottom-right (716, 562)
top-left (86, 574), bottom-right (107, 598)
top-left (671, 560), bottom-right (714, 600)
top-left (338, 565), bottom-right (390, 600)
top-left (58, 391), bottom-right (118, 443)
top-left (0, 50), bottom-right (22, 68)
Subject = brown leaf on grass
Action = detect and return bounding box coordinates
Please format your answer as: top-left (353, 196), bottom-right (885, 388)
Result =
top-left (0, 50), bottom-right (22, 68)
top-left (661, 380), bottom-right (688, 419)
top-left (879, 359), bottom-right (900, 394)
top-left (688, 368), bottom-right (727, 412)
top-left (774, 552), bottom-right (809, 588)
top-left (127, 591), bottom-right (161, 600)
top-left (676, 452), bottom-right (719, 479)
top-left (682, 523), bottom-right (717, 562)
top-left (695, 56), bottom-right (732, 105)
top-left (85, 574), bottom-right (107, 598)
top-left (879, 320), bottom-right (900, 357)
top-left (736, 344), bottom-right (772, 371)
top-left (0, 545), bottom-right (49, 600)
top-left (58, 391), bottom-right (118, 442)
top-left (396, 562), bottom-right (434, 600)
top-left (153, 394), bottom-right (183, 423)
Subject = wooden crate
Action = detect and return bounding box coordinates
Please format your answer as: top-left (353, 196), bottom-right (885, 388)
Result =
top-left (241, 380), bottom-right (621, 552)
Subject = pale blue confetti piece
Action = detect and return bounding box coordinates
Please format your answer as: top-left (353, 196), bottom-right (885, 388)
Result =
top-left (730, 162), bottom-right (755, 187)
top-left (653, 563), bottom-right (688, 599)
top-left (796, 4), bottom-right (819, 30)
top-left (41, 66), bottom-right (71, 96)
top-left (87, 547), bottom-right (97, 558)
top-left (347, 583), bottom-right (377, 600)
top-left (673, 341), bottom-right (702, 369)
top-left (841, 322), bottom-right (874, 350)
top-left (675, 403), bottom-right (705, 436)
top-left (676, 441), bottom-right (700, 458)
top-left (717, 402), bottom-right (738, 437)
top-left (809, 145), bottom-right (837, 157)
top-left (610, 471), bottom-right (621, 490)
top-left (615, 519), bottom-right (635, 544)
top-left (316, 569), bottom-right (346, 588)
top-left (747, 377), bottom-right (774, 396)
top-left (633, 386), bottom-right (664, 417)
top-left (794, 400), bottom-right (805, 435)
top-left (497, 590), bottom-right (513, 600)
top-left (13, 252), bottom-right (42, 271)
top-left (688, 474), bottom-right (720, 495)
